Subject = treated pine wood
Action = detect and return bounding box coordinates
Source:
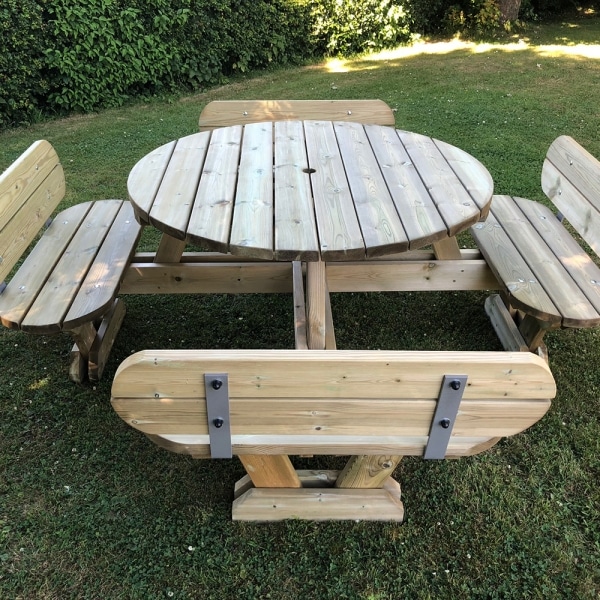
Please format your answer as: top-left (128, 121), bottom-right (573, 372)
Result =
top-left (514, 196), bottom-right (600, 316)
top-left (127, 139), bottom-right (176, 222)
top-left (325, 257), bottom-right (498, 292)
top-left (306, 260), bottom-right (327, 349)
top-left (111, 349), bottom-right (555, 401)
top-left (186, 125), bottom-right (242, 252)
top-left (398, 130), bottom-right (483, 236)
top-left (148, 134), bottom-right (210, 239)
top-left (543, 136), bottom-right (600, 255)
top-left (234, 470), bottom-right (341, 498)
top-left (484, 295), bottom-right (529, 352)
top-left (433, 138), bottom-right (494, 215)
top-left (198, 99), bottom-right (396, 130)
top-left (154, 234), bottom-right (186, 262)
top-left (238, 455), bottom-right (302, 489)
top-left (89, 298), bottom-right (127, 381)
top-left (0, 203), bottom-right (91, 329)
top-left (334, 121), bottom-right (407, 257)
top-left (304, 120), bottom-right (365, 260)
top-left (273, 121), bottom-right (319, 260)
top-left (232, 481), bottom-right (404, 522)
top-left (432, 237), bottom-right (463, 260)
top-left (292, 261), bottom-right (308, 350)
top-left (21, 200), bottom-right (125, 333)
top-left (0, 165), bottom-right (66, 284)
top-left (335, 455), bottom-right (402, 489)
top-left (111, 349), bottom-right (555, 459)
top-left (145, 432), bottom-right (508, 458)
top-left (471, 198), bottom-right (562, 324)
top-left (120, 261), bottom-right (294, 295)
top-left (229, 122), bottom-right (274, 259)
top-left (63, 201), bottom-right (141, 330)
top-left (365, 125), bottom-right (447, 249)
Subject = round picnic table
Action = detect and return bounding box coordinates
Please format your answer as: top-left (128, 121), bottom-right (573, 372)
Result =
top-left (124, 121), bottom-right (496, 504)
top-left (128, 120), bottom-right (493, 262)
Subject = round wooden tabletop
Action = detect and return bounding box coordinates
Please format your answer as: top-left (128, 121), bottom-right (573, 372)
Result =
top-left (128, 121), bottom-right (493, 261)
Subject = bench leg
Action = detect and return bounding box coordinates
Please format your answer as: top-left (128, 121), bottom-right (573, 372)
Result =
top-left (232, 469), bottom-right (405, 522)
top-left (68, 299), bottom-right (127, 383)
top-left (335, 455), bottom-right (403, 489)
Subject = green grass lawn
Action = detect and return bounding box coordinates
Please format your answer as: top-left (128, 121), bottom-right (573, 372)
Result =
top-left (1, 14), bottom-right (600, 599)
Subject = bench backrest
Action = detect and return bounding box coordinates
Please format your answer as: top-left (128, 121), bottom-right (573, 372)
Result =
top-left (542, 135), bottom-right (600, 257)
top-left (198, 99), bottom-right (396, 131)
top-left (111, 349), bottom-right (555, 459)
top-left (0, 140), bottom-right (65, 283)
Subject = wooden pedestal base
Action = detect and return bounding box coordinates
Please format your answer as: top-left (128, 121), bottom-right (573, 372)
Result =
top-left (232, 470), bottom-right (404, 522)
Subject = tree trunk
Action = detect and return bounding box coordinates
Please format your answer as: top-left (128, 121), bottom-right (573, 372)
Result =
top-left (497, 0), bottom-right (522, 22)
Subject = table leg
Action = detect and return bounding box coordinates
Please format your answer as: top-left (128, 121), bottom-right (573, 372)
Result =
top-left (432, 236), bottom-right (462, 260)
top-left (155, 233), bottom-right (186, 262)
top-left (306, 260), bottom-right (327, 350)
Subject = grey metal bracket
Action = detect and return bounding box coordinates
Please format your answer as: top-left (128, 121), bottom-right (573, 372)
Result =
top-left (204, 373), bottom-right (232, 459)
top-left (423, 374), bottom-right (468, 460)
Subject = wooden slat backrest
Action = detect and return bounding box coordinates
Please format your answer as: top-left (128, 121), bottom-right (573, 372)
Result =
top-left (111, 349), bottom-right (555, 458)
top-left (0, 140), bottom-right (66, 282)
top-left (198, 99), bottom-right (396, 131)
top-left (542, 135), bottom-right (600, 257)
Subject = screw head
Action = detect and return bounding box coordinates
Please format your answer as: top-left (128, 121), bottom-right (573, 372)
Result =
top-left (211, 379), bottom-right (223, 390)
top-left (440, 418), bottom-right (451, 429)
top-left (450, 380), bottom-right (461, 391)
top-left (213, 417), bottom-right (224, 429)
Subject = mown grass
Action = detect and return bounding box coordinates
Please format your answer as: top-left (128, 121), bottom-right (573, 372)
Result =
top-left (1, 13), bottom-right (600, 600)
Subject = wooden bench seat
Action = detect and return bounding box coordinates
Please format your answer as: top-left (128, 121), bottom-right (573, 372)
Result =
top-left (198, 99), bottom-right (396, 131)
top-left (111, 349), bottom-right (555, 521)
top-left (471, 136), bottom-right (600, 352)
top-left (0, 140), bottom-right (143, 381)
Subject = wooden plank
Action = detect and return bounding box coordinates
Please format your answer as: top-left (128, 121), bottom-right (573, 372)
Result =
top-left (325, 258), bottom-right (499, 292)
top-left (365, 125), bottom-right (446, 249)
top-left (145, 432), bottom-right (509, 459)
top-left (292, 261), bottom-right (308, 349)
top-left (0, 203), bottom-right (92, 330)
top-left (234, 470), bottom-right (341, 498)
top-left (232, 480), bottom-right (404, 521)
top-left (111, 349), bottom-right (555, 402)
top-left (0, 140), bottom-right (61, 232)
top-left (399, 130), bottom-right (483, 236)
top-left (0, 164), bottom-right (66, 284)
top-left (484, 295), bottom-right (529, 352)
top-left (148, 134), bottom-right (210, 239)
top-left (88, 298), bottom-right (127, 382)
top-left (127, 139), bottom-right (177, 223)
top-left (63, 201), bottom-right (142, 330)
top-left (22, 201), bottom-right (123, 333)
top-left (490, 195), bottom-right (600, 327)
top-left (112, 395), bottom-right (551, 439)
top-left (304, 120), bottom-right (365, 260)
top-left (514, 196), bottom-right (600, 315)
top-left (273, 121), bottom-right (319, 260)
top-left (335, 455), bottom-right (402, 488)
top-left (433, 138), bottom-right (494, 214)
top-left (198, 99), bottom-right (396, 130)
top-left (186, 125), bottom-right (242, 252)
top-left (229, 122), bottom-right (274, 259)
top-left (471, 197), bottom-right (561, 324)
top-left (306, 260), bottom-right (327, 349)
top-left (238, 455), bottom-right (302, 488)
top-left (334, 121), bottom-right (408, 257)
top-left (544, 135), bottom-right (600, 216)
top-left (542, 160), bottom-right (600, 258)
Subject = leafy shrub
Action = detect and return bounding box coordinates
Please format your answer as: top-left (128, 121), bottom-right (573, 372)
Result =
top-left (44, 0), bottom-right (190, 112)
top-left (310, 0), bottom-right (412, 56)
top-left (0, 0), bottom-right (48, 128)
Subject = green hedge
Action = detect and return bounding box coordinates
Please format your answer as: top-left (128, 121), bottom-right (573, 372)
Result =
top-left (0, 0), bottom-right (578, 129)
